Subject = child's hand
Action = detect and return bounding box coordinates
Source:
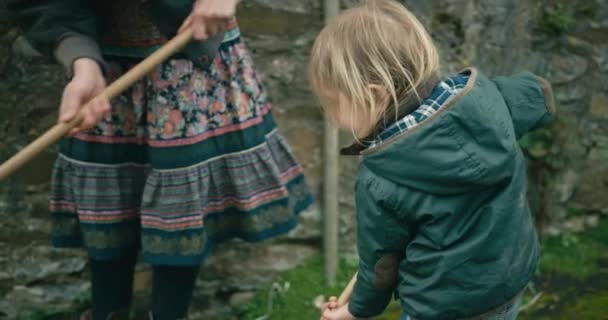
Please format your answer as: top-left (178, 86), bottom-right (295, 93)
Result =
top-left (59, 58), bottom-right (110, 134)
top-left (320, 299), bottom-right (355, 320)
top-left (321, 296), bottom-right (338, 314)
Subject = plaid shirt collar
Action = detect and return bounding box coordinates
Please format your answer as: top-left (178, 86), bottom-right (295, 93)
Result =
top-left (341, 73), bottom-right (470, 155)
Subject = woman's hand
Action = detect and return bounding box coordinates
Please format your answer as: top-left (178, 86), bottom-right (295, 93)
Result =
top-left (59, 58), bottom-right (110, 134)
top-left (320, 298), bottom-right (355, 320)
top-left (178, 0), bottom-right (239, 40)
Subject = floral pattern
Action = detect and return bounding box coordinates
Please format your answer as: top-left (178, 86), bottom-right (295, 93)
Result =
top-left (84, 42), bottom-right (268, 143)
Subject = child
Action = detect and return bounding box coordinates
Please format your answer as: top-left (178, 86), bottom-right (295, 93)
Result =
top-left (310, 1), bottom-right (554, 319)
top-left (8, 0), bottom-right (312, 319)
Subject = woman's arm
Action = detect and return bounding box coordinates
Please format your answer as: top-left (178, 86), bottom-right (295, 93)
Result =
top-left (7, 0), bottom-right (110, 131)
top-left (6, 0), bottom-right (104, 76)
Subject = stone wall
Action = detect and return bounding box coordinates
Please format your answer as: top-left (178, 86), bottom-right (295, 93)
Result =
top-left (0, 0), bottom-right (607, 318)
top-left (239, 0), bottom-right (608, 243)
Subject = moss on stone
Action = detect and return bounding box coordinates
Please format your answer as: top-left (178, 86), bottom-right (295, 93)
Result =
top-left (520, 290), bottom-right (608, 320)
top-left (538, 217), bottom-right (608, 279)
top-left (537, 0), bottom-right (600, 37)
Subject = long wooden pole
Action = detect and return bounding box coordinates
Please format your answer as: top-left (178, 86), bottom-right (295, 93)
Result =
top-left (323, 0), bottom-right (340, 287)
top-left (0, 28), bottom-right (194, 181)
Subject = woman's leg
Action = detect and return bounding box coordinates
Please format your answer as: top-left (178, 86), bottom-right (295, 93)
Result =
top-left (150, 265), bottom-right (200, 319)
top-left (89, 253), bottom-right (138, 320)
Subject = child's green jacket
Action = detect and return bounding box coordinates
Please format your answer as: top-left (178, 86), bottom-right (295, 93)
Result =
top-left (346, 69), bottom-right (554, 320)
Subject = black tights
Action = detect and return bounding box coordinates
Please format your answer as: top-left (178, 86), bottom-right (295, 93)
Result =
top-left (89, 254), bottom-right (199, 320)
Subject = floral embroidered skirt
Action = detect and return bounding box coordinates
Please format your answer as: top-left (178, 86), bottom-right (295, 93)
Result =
top-left (49, 35), bottom-right (313, 265)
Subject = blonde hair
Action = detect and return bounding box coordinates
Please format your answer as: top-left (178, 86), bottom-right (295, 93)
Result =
top-left (309, 0), bottom-right (439, 139)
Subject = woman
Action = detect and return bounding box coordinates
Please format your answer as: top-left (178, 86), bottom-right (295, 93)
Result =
top-left (8, 0), bottom-right (313, 318)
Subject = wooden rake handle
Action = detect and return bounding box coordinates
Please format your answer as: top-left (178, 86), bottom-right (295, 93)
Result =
top-left (0, 28), bottom-right (194, 181)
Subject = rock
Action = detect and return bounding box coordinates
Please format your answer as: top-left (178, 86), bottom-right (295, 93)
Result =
top-left (545, 225), bottom-right (562, 237)
top-left (29, 195), bottom-right (52, 220)
top-left (585, 215), bottom-right (599, 228)
top-left (565, 36), bottom-right (596, 56)
top-left (35, 282), bottom-right (89, 302)
top-left (251, 245), bottom-right (316, 273)
top-left (287, 206), bottom-right (322, 241)
top-left (592, 45), bottom-right (608, 73)
top-left (237, 1), bottom-right (318, 38)
top-left (229, 291), bottom-right (256, 306)
top-left (189, 304), bottom-right (238, 320)
top-left (12, 35), bottom-right (42, 58)
top-left (249, 0), bottom-right (316, 14)
top-left (205, 242), bottom-right (316, 287)
top-left (555, 169), bottom-right (580, 203)
top-left (554, 84), bottom-right (588, 113)
top-left (571, 167), bottom-right (608, 211)
top-left (590, 94), bottom-right (608, 119)
top-left (548, 205), bottom-right (568, 221)
top-left (548, 54), bottom-right (589, 85)
top-left (0, 271), bottom-right (10, 281)
top-left (587, 146), bottom-right (608, 161)
top-left (563, 217), bottom-right (586, 233)
top-left (561, 136), bottom-right (589, 159)
top-left (245, 35), bottom-right (298, 54)
top-left (0, 282), bottom-right (87, 319)
top-left (11, 246), bottom-right (87, 284)
top-left (282, 123), bottom-right (322, 188)
top-left (276, 104), bottom-right (323, 196)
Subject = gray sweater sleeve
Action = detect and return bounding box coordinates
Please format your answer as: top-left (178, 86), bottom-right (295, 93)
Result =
top-left (53, 32), bottom-right (107, 77)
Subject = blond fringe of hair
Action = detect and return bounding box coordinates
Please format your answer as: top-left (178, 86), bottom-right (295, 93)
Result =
top-left (309, 0), bottom-right (439, 139)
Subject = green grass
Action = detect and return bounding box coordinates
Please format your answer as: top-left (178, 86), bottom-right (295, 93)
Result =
top-left (236, 254), bottom-right (402, 319)
top-left (519, 290), bottom-right (608, 320)
top-left (538, 218), bottom-right (608, 279)
top-left (242, 218), bottom-right (608, 319)
top-left (237, 255), bottom-right (360, 320)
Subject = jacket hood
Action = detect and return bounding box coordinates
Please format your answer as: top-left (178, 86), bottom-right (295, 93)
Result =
top-left (357, 68), bottom-right (554, 195)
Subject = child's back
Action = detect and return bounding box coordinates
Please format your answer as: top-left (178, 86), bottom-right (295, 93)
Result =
top-left (311, 1), bottom-right (555, 319)
top-left (346, 69), bottom-right (552, 319)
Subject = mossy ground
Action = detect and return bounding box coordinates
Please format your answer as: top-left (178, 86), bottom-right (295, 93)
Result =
top-left (239, 218), bottom-right (608, 320)
top-left (17, 219), bottom-right (608, 320)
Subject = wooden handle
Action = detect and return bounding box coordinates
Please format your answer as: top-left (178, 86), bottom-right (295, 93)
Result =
top-left (337, 272), bottom-right (358, 307)
top-left (0, 28), bottom-right (193, 181)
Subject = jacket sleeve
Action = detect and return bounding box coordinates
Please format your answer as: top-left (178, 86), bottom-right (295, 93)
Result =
top-left (348, 175), bottom-right (411, 318)
top-left (6, 0), bottom-right (105, 75)
top-left (492, 72), bottom-right (556, 139)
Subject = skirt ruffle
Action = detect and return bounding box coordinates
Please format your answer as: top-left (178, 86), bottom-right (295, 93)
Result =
top-left (48, 29), bottom-right (313, 265)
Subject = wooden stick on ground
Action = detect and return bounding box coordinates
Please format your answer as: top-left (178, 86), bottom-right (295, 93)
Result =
top-left (337, 272), bottom-right (358, 307)
top-left (0, 28), bottom-right (194, 181)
